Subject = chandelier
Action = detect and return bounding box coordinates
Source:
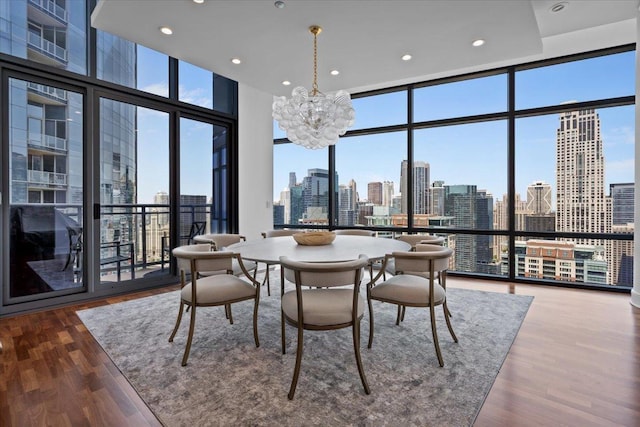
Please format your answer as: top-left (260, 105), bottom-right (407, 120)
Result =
top-left (273, 25), bottom-right (355, 149)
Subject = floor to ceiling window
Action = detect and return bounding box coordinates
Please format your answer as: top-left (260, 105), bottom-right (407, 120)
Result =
top-left (273, 46), bottom-right (635, 290)
top-left (0, 0), bottom-right (238, 314)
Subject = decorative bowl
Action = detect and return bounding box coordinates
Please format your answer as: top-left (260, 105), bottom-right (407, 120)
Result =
top-left (292, 231), bottom-right (336, 246)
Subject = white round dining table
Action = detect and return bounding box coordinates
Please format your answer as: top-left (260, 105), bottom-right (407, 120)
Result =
top-left (226, 235), bottom-right (411, 264)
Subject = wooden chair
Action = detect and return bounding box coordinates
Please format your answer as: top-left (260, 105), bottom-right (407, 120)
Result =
top-left (169, 244), bottom-right (260, 366)
top-left (279, 254), bottom-right (371, 399)
top-left (367, 246), bottom-right (457, 367)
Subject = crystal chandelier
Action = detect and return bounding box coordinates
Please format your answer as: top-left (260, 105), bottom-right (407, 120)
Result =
top-left (273, 25), bottom-right (355, 150)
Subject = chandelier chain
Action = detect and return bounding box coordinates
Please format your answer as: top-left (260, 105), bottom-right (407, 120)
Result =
top-left (312, 27), bottom-right (319, 95)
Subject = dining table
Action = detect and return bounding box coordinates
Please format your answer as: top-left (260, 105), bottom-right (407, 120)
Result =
top-left (226, 234), bottom-right (411, 264)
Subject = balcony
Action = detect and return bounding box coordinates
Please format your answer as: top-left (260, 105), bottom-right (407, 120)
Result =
top-left (28, 169), bottom-right (67, 186)
top-left (27, 0), bottom-right (67, 24)
top-left (27, 81), bottom-right (68, 104)
top-left (27, 32), bottom-right (67, 64)
top-left (28, 135), bottom-right (67, 152)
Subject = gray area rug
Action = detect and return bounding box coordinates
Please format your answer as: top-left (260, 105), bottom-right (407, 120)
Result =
top-left (77, 272), bottom-right (533, 427)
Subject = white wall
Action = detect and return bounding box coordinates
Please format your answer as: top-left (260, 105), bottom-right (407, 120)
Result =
top-left (237, 83), bottom-right (274, 241)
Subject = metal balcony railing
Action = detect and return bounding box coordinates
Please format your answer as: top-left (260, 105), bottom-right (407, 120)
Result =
top-left (28, 135), bottom-right (67, 151)
top-left (28, 0), bottom-right (68, 22)
top-left (27, 32), bottom-right (67, 62)
top-left (27, 81), bottom-right (68, 102)
top-left (27, 170), bottom-right (67, 185)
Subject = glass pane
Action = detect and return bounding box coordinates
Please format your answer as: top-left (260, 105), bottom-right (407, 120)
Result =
top-left (273, 143), bottom-right (329, 226)
top-left (334, 132), bottom-right (407, 228)
top-left (515, 105), bottom-right (635, 287)
top-left (179, 61), bottom-right (213, 109)
top-left (413, 73), bottom-right (507, 122)
top-left (9, 79), bottom-right (84, 299)
top-left (414, 121), bottom-right (507, 235)
top-left (99, 99), bottom-right (170, 283)
top-left (0, 0), bottom-right (87, 74)
top-left (351, 91), bottom-right (407, 130)
top-left (180, 118), bottom-right (213, 242)
top-left (97, 33), bottom-right (168, 97)
top-left (515, 51), bottom-right (635, 110)
top-left (505, 235), bottom-right (631, 288)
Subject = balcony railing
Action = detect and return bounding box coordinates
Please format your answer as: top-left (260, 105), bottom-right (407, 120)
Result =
top-left (27, 81), bottom-right (68, 102)
top-left (27, 32), bottom-right (67, 62)
top-left (28, 0), bottom-right (68, 22)
top-left (28, 170), bottom-right (67, 185)
top-left (28, 135), bottom-right (67, 151)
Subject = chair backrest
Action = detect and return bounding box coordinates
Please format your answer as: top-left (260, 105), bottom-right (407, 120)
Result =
top-left (391, 246), bottom-right (453, 275)
top-left (334, 229), bottom-right (376, 237)
top-left (396, 234), bottom-right (443, 249)
top-left (197, 233), bottom-right (245, 250)
top-left (262, 229), bottom-right (298, 238)
top-left (172, 244), bottom-right (233, 275)
top-left (280, 255), bottom-right (369, 288)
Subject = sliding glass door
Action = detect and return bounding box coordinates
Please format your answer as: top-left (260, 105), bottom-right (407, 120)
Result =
top-left (98, 98), bottom-right (171, 285)
top-left (6, 78), bottom-right (84, 301)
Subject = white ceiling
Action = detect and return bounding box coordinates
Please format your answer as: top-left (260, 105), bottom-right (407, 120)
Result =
top-left (91, 0), bottom-right (638, 97)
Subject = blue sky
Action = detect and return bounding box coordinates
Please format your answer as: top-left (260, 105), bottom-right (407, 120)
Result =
top-left (132, 46), bottom-right (635, 207)
top-left (273, 51), bottom-right (635, 206)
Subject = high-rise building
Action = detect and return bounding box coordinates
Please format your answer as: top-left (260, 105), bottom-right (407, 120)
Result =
top-left (339, 181), bottom-right (357, 225)
top-left (555, 109), bottom-right (612, 283)
top-left (444, 184), bottom-right (477, 272)
top-left (368, 181), bottom-right (383, 205)
top-left (382, 181), bottom-right (394, 207)
top-left (610, 183), bottom-right (634, 225)
top-left (400, 160), bottom-right (430, 214)
top-left (527, 181), bottom-right (553, 214)
top-left (288, 172), bottom-right (297, 188)
top-left (430, 180), bottom-right (446, 217)
top-left (556, 109), bottom-right (609, 236)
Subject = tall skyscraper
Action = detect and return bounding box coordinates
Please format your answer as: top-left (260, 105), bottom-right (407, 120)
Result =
top-left (430, 180), bottom-right (446, 217)
top-left (556, 109), bottom-right (612, 283)
top-left (339, 181), bottom-right (357, 225)
top-left (400, 160), bottom-right (430, 214)
top-left (368, 181), bottom-right (383, 205)
top-left (444, 184), bottom-right (477, 272)
top-left (527, 181), bottom-right (553, 214)
top-left (556, 109), bottom-right (609, 237)
top-left (382, 181), bottom-right (394, 207)
top-left (288, 172), bottom-right (297, 188)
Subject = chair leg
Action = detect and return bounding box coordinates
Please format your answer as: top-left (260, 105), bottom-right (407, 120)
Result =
top-left (401, 305), bottom-right (406, 322)
top-left (353, 319), bottom-right (371, 395)
top-left (226, 304), bottom-right (234, 324)
top-left (252, 300), bottom-right (260, 348)
top-left (287, 325), bottom-right (304, 400)
top-left (429, 304), bottom-right (444, 367)
top-left (262, 264), bottom-right (271, 296)
top-left (182, 305), bottom-right (197, 366)
top-left (168, 302), bottom-right (185, 342)
top-left (367, 296), bottom-right (375, 349)
top-left (443, 302), bottom-right (458, 343)
top-left (280, 310), bottom-right (287, 354)
top-left (395, 305), bottom-right (402, 325)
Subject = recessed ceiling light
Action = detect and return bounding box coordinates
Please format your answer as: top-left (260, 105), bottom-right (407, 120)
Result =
top-left (330, 70), bottom-right (339, 76)
top-left (159, 26), bottom-right (173, 35)
top-left (401, 54), bottom-right (412, 61)
top-left (472, 39), bottom-right (485, 47)
top-left (550, 2), bottom-right (568, 13)
top-left (193, 0), bottom-right (204, 3)
top-left (231, 58), bottom-right (241, 64)
top-left (274, 0), bottom-right (285, 8)
top-left (282, 80), bottom-right (291, 86)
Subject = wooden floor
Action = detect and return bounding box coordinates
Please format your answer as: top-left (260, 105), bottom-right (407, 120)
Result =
top-left (1, 279), bottom-right (639, 426)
